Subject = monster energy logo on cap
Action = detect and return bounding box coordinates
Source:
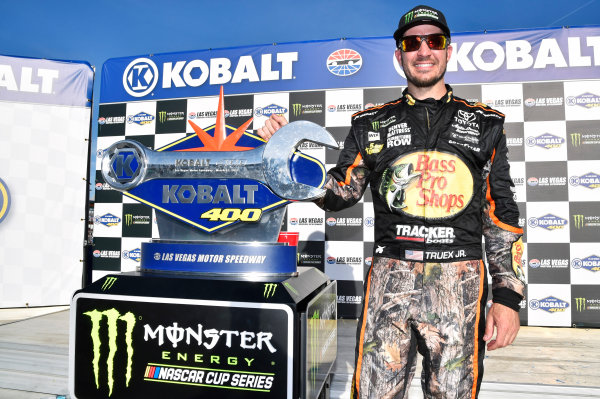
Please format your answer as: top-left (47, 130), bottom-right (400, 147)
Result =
top-left (83, 308), bottom-right (136, 396)
top-left (575, 297), bottom-right (586, 312)
top-left (573, 214), bottom-right (585, 229)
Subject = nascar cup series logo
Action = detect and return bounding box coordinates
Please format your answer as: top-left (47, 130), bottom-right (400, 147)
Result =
top-left (0, 177), bottom-right (10, 224)
top-left (379, 151), bottom-right (473, 219)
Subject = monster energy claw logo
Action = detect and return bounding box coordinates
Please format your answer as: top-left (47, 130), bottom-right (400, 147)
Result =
top-left (84, 309), bottom-right (136, 396)
top-left (264, 283), bottom-right (277, 298)
top-left (571, 133), bottom-right (582, 146)
top-left (125, 214), bottom-right (133, 226)
top-left (371, 121), bottom-right (380, 131)
top-left (158, 111), bottom-right (167, 123)
top-left (309, 309), bottom-right (320, 388)
top-left (573, 214), bottom-right (585, 229)
top-left (575, 297), bottom-right (586, 312)
top-left (292, 103), bottom-right (302, 116)
top-left (404, 11), bottom-right (414, 23)
top-left (101, 277), bottom-right (118, 291)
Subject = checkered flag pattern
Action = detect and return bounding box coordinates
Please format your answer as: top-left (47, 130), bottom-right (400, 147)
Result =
top-left (92, 78), bottom-right (600, 326)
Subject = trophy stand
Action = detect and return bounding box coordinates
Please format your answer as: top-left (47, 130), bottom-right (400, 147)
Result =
top-left (70, 120), bottom-right (338, 399)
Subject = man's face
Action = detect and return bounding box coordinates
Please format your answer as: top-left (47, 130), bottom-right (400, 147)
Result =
top-left (395, 25), bottom-right (452, 89)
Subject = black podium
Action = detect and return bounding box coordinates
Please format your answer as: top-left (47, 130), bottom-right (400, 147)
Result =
top-left (69, 267), bottom-right (337, 399)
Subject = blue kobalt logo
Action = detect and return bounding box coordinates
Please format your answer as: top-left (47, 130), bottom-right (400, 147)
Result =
top-left (111, 150), bottom-right (140, 182)
top-left (123, 57), bottom-right (159, 98)
top-left (572, 255), bottom-right (600, 272)
top-left (127, 112), bottom-right (155, 125)
top-left (122, 248), bottom-right (142, 262)
top-left (255, 104), bottom-right (287, 117)
top-left (566, 92), bottom-right (600, 109)
top-left (0, 177), bottom-right (11, 224)
top-left (529, 296), bottom-right (569, 313)
top-left (569, 172), bottom-right (600, 189)
top-left (526, 133), bottom-right (565, 149)
top-left (527, 214), bottom-right (568, 230)
top-left (94, 213), bottom-right (121, 227)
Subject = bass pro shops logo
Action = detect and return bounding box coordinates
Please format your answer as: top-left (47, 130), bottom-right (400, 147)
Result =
top-left (379, 151), bottom-right (473, 219)
top-left (83, 308), bottom-right (137, 396)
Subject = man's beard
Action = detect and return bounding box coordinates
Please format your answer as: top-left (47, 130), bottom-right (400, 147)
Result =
top-left (401, 57), bottom-right (447, 88)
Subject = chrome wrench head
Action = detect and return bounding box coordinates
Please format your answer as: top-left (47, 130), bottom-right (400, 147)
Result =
top-left (101, 140), bottom-right (149, 191)
top-left (262, 120), bottom-right (339, 201)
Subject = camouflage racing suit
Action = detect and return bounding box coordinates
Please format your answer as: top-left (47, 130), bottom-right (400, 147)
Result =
top-left (315, 86), bottom-right (525, 399)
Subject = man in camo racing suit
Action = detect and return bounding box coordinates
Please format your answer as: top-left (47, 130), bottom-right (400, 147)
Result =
top-left (257, 5), bottom-right (525, 398)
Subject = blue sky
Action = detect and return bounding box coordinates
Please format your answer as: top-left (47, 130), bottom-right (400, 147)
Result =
top-left (1, 0), bottom-right (599, 130)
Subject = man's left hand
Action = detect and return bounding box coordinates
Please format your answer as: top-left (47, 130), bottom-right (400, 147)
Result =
top-left (483, 303), bottom-right (520, 351)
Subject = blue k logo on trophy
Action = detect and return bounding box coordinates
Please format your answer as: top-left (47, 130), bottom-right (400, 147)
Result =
top-left (101, 87), bottom-right (337, 275)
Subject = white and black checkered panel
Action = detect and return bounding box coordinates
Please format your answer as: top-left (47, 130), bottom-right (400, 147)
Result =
top-left (91, 80), bottom-right (600, 325)
top-left (0, 102), bottom-right (90, 307)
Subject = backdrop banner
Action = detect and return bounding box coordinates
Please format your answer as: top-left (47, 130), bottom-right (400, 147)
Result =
top-left (94, 26), bottom-right (600, 327)
top-left (0, 54), bottom-right (94, 307)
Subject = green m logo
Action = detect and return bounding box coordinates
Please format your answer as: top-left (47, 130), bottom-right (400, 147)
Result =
top-left (124, 214), bottom-right (133, 226)
top-left (263, 283), bottom-right (277, 298)
top-left (84, 309), bottom-right (136, 396)
top-left (570, 133), bottom-right (582, 147)
top-left (309, 309), bottom-right (320, 388)
top-left (404, 11), bottom-right (414, 23)
top-left (158, 111), bottom-right (167, 123)
top-left (573, 214), bottom-right (585, 229)
top-left (371, 121), bottom-right (380, 131)
top-left (575, 297), bottom-right (586, 312)
top-left (292, 103), bottom-right (302, 116)
top-left (101, 277), bottom-right (118, 291)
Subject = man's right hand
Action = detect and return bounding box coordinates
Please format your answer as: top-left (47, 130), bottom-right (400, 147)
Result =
top-left (255, 114), bottom-right (288, 141)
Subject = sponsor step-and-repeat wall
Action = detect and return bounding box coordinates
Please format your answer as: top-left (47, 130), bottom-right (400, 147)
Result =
top-left (92, 26), bottom-right (600, 327)
top-left (0, 55), bottom-right (94, 307)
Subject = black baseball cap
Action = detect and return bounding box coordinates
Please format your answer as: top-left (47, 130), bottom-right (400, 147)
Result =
top-left (393, 5), bottom-right (451, 44)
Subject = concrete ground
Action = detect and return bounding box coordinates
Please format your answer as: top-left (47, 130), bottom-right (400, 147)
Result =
top-left (0, 307), bottom-right (599, 398)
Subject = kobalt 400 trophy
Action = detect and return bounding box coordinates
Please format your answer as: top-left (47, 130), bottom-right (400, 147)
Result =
top-left (70, 90), bottom-right (338, 399)
top-left (100, 119), bottom-right (335, 274)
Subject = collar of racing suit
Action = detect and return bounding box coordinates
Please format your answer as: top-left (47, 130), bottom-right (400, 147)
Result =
top-left (402, 84), bottom-right (453, 107)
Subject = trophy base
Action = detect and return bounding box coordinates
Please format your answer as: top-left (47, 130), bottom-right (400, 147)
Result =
top-left (140, 240), bottom-right (297, 276)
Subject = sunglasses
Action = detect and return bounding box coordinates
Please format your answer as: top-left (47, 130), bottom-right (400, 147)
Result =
top-left (398, 34), bottom-right (450, 52)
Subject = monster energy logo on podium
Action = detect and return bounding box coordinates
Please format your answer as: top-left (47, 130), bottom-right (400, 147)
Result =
top-left (309, 310), bottom-right (320, 389)
top-left (575, 297), bottom-right (586, 312)
top-left (83, 309), bottom-right (137, 397)
top-left (573, 214), bottom-right (585, 229)
top-left (264, 283), bottom-right (277, 298)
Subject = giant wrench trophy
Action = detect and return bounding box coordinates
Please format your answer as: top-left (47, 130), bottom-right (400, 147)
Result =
top-left (101, 120), bottom-right (338, 201)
